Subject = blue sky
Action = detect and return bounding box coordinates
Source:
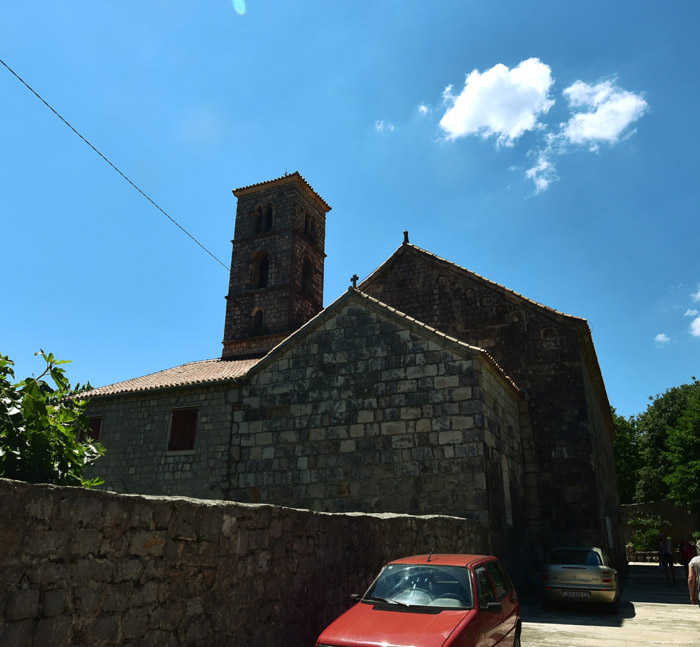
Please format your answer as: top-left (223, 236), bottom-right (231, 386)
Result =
top-left (2, 1), bottom-right (698, 418)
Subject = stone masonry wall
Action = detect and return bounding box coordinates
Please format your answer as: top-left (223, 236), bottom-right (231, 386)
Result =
top-left (0, 478), bottom-right (487, 647)
top-left (583, 354), bottom-right (625, 563)
top-left (85, 383), bottom-right (239, 500)
top-left (230, 295), bottom-right (524, 528)
top-left (361, 245), bottom-right (620, 557)
top-left (479, 360), bottom-right (526, 562)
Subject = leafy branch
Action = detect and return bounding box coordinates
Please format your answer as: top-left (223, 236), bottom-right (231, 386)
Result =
top-left (0, 351), bottom-right (104, 487)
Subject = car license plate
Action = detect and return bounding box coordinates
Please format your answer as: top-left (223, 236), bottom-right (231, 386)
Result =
top-left (563, 591), bottom-right (591, 598)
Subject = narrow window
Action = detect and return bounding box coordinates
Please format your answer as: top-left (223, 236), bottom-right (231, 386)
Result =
top-left (168, 408), bottom-right (198, 451)
top-left (304, 212), bottom-right (315, 241)
top-left (502, 455), bottom-right (513, 527)
top-left (252, 309), bottom-right (265, 335)
top-left (82, 416), bottom-right (102, 442)
top-left (253, 205), bottom-right (263, 234)
top-left (301, 259), bottom-right (313, 296)
top-left (264, 204), bottom-right (273, 231)
top-left (258, 254), bottom-right (269, 288)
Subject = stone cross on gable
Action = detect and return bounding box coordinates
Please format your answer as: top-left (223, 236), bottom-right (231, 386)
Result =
top-left (351, 274), bottom-right (358, 288)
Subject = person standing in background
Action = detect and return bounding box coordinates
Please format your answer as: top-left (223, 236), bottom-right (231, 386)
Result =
top-left (688, 554), bottom-right (700, 608)
top-left (660, 534), bottom-right (676, 586)
top-left (680, 538), bottom-right (696, 577)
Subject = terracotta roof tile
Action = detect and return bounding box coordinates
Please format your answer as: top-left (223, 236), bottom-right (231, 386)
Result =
top-left (83, 358), bottom-right (260, 399)
top-left (232, 171), bottom-right (331, 212)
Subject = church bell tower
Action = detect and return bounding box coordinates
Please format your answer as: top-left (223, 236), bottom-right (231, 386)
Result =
top-left (222, 172), bottom-right (331, 359)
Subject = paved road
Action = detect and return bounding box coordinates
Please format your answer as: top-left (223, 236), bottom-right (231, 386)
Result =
top-left (520, 562), bottom-right (700, 646)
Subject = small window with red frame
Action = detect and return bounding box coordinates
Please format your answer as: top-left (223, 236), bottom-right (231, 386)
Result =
top-left (81, 416), bottom-right (102, 443)
top-left (168, 408), bottom-right (198, 452)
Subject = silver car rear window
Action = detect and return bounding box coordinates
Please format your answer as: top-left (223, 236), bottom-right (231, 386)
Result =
top-left (547, 549), bottom-right (601, 565)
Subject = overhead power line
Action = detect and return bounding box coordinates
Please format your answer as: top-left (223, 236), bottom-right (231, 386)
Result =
top-left (0, 57), bottom-right (230, 271)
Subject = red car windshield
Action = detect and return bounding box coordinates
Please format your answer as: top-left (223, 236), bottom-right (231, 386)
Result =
top-left (364, 564), bottom-right (474, 609)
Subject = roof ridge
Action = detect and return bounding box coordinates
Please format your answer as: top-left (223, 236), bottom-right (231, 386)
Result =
top-left (404, 242), bottom-right (586, 322)
top-left (232, 171), bottom-right (331, 211)
top-left (351, 289), bottom-right (521, 393)
top-left (361, 241), bottom-right (586, 325)
top-left (243, 287), bottom-right (521, 395)
top-left (82, 357), bottom-right (261, 399)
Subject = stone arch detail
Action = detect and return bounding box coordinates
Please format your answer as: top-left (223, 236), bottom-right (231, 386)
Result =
top-left (250, 308), bottom-right (265, 335)
top-left (251, 250), bottom-right (270, 289)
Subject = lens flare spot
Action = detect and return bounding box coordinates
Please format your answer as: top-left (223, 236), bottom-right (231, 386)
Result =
top-left (232, 0), bottom-right (246, 15)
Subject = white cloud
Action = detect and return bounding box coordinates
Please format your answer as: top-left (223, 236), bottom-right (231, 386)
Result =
top-left (655, 333), bottom-right (671, 345)
top-left (685, 309), bottom-right (699, 317)
top-left (523, 78), bottom-right (647, 193)
top-left (439, 58), bottom-right (554, 146)
top-left (562, 80), bottom-right (648, 146)
top-left (691, 318), bottom-right (700, 337)
top-left (375, 120), bottom-right (395, 133)
top-left (525, 147), bottom-right (558, 194)
top-left (418, 104), bottom-right (429, 116)
top-left (692, 286), bottom-right (700, 302)
top-left (434, 61), bottom-right (647, 194)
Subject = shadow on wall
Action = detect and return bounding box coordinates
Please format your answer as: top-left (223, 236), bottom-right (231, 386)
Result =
top-left (0, 479), bottom-right (488, 646)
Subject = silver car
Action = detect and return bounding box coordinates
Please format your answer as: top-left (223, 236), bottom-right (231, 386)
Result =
top-left (541, 547), bottom-right (619, 612)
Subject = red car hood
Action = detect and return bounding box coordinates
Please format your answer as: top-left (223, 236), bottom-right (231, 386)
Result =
top-left (317, 602), bottom-right (472, 647)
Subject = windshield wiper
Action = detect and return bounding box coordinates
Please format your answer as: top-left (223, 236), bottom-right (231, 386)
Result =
top-left (365, 596), bottom-right (409, 607)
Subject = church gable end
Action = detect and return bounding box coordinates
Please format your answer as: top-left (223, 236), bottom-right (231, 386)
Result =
top-left (229, 291), bottom-right (525, 536)
top-left (360, 242), bottom-right (621, 560)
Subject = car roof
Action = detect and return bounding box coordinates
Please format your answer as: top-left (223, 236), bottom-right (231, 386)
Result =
top-left (389, 554), bottom-right (496, 568)
top-left (547, 546), bottom-right (603, 552)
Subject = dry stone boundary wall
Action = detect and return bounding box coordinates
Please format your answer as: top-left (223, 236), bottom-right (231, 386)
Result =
top-left (0, 478), bottom-right (487, 646)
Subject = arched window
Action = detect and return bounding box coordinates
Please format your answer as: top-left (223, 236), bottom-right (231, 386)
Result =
top-left (264, 203), bottom-right (273, 231)
top-left (253, 205), bottom-right (263, 234)
top-left (302, 259), bottom-right (314, 296)
top-left (304, 212), bottom-right (315, 242)
top-left (257, 254), bottom-right (269, 288)
top-left (251, 309), bottom-right (265, 335)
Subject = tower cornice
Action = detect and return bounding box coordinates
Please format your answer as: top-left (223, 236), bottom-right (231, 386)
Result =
top-left (233, 171), bottom-right (331, 213)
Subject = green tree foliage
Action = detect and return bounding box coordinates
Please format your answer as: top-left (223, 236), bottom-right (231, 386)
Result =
top-left (613, 378), bottom-right (700, 509)
top-left (664, 389), bottom-right (700, 508)
top-left (611, 409), bottom-right (641, 504)
top-left (635, 379), bottom-right (700, 504)
top-left (627, 513), bottom-right (668, 551)
top-left (0, 351), bottom-right (104, 487)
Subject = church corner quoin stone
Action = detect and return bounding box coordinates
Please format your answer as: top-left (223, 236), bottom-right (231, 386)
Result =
top-left (83, 171), bottom-right (623, 570)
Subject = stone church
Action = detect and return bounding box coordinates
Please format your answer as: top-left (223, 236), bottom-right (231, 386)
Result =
top-left (84, 172), bottom-right (622, 566)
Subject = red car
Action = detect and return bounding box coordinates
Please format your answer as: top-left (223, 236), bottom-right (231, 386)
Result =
top-left (316, 554), bottom-right (521, 647)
